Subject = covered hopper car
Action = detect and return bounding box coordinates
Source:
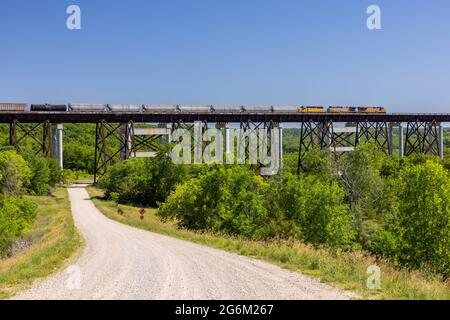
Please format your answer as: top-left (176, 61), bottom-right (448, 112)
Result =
top-left (0, 103), bottom-right (28, 112)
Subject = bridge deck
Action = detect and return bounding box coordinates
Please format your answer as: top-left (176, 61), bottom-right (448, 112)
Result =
top-left (1, 112), bottom-right (450, 123)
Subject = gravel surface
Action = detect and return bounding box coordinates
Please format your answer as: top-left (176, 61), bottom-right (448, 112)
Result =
top-left (14, 184), bottom-right (354, 300)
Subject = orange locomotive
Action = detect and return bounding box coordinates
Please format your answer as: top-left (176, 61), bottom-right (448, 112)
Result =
top-left (327, 106), bottom-right (357, 113)
top-left (357, 106), bottom-right (386, 113)
top-left (327, 106), bottom-right (386, 113)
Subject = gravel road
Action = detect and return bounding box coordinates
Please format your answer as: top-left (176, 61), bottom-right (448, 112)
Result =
top-left (14, 185), bottom-right (353, 300)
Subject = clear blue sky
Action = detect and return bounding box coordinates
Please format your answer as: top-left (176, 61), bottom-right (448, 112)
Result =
top-left (1, 0), bottom-right (449, 112)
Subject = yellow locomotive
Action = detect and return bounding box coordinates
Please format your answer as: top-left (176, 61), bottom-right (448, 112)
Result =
top-left (299, 106), bottom-right (325, 113)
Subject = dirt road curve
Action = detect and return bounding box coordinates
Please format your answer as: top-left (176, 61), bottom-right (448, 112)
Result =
top-left (15, 185), bottom-right (353, 300)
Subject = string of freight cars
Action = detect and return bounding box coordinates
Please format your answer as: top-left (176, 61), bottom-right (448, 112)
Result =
top-left (0, 103), bottom-right (387, 114)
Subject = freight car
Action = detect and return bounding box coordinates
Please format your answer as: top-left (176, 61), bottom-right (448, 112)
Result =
top-left (143, 104), bottom-right (180, 113)
top-left (178, 105), bottom-right (214, 113)
top-left (108, 104), bottom-right (142, 112)
top-left (0, 103), bottom-right (28, 112)
top-left (30, 104), bottom-right (67, 112)
top-left (212, 105), bottom-right (243, 113)
top-left (68, 104), bottom-right (108, 112)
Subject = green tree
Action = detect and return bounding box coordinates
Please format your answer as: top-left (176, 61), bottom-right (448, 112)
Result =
top-left (0, 150), bottom-right (31, 195)
top-left (158, 166), bottom-right (270, 239)
top-left (300, 147), bottom-right (334, 180)
top-left (279, 173), bottom-right (356, 248)
top-left (63, 143), bottom-right (94, 173)
top-left (47, 158), bottom-right (63, 186)
top-left (21, 152), bottom-right (51, 195)
top-left (337, 143), bottom-right (388, 248)
top-left (99, 149), bottom-right (187, 206)
top-left (386, 161), bottom-right (450, 276)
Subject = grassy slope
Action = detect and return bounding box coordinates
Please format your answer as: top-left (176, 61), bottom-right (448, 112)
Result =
top-left (87, 186), bottom-right (450, 300)
top-left (0, 188), bottom-right (83, 299)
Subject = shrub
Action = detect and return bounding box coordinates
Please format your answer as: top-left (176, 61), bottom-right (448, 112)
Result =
top-left (380, 161), bottom-right (450, 277)
top-left (0, 150), bottom-right (31, 195)
top-left (21, 152), bottom-right (51, 195)
top-left (98, 152), bottom-right (187, 206)
top-left (158, 166), bottom-right (270, 239)
top-left (47, 158), bottom-right (63, 186)
top-left (0, 195), bottom-right (37, 256)
top-left (279, 173), bottom-right (356, 248)
top-left (63, 143), bottom-right (94, 173)
top-left (20, 152), bottom-right (62, 195)
top-left (157, 177), bottom-right (206, 229)
top-left (159, 166), bottom-right (356, 247)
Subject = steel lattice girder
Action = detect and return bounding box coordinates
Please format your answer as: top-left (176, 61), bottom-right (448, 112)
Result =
top-left (171, 120), bottom-right (208, 162)
top-left (298, 121), bottom-right (391, 173)
top-left (9, 120), bottom-right (52, 156)
top-left (94, 121), bottom-right (133, 183)
top-left (357, 121), bottom-right (391, 154)
top-left (297, 121), bottom-right (332, 174)
top-left (237, 120), bottom-right (278, 170)
top-left (404, 121), bottom-right (440, 156)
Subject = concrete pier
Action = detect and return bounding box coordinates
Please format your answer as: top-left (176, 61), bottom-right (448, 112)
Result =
top-left (51, 124), bottom-right (63, 169)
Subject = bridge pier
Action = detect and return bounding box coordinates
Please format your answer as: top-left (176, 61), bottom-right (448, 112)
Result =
top-left (399, 123), bottom-right (404, 157)
top-left (388, 124), bottom-right (395, 156)
top-left (215, 122), bottom-right (231, 155)
top-left (119, 122), bottom-right (134, 160)
top-left (439, 124), bottom-right (444, 159)
top-left (387, 122), bottom-right (405, 158)
top-left (277, 123), bottom-right (283, 167)
top-left (166, 123), bottom-right (172, 143)
top-left (51, 124), bottom-right (64, 168)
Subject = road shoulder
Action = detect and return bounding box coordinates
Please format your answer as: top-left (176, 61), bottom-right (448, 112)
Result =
top-left (0, 188), bottom-right (83, 299)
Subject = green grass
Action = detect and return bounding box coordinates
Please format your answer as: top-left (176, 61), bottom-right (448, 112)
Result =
top-left (0, 188), bottom-right (83, 299)
top-left (87, 186), bottom-right (450, 300)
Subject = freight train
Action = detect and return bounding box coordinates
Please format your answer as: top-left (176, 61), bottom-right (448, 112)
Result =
top-left (0, 103), bottom-right (387, 114)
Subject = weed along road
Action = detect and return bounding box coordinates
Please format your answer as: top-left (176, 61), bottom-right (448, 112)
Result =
top-left (14, 185), bottom-right (353, 300)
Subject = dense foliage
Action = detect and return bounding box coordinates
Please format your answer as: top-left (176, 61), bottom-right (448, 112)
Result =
top-left (21, 151), bottom-right (62, 196)
top-left (376, 161), bottom-right (450, 276)
top-left (7, 124), bottom-right (446, 277)
top-left (62, 124), bottom-right (96, 173)
top-left (158, 166), bottom-right (270, 238)
top-left (101, 137), bottom-right (450, 278)
top-left (0, 150), bottom-right (31, 195)
top-left (0, 148), bottom-right (62, 257)
top-left (0, 195), bottom-right (36, 256)
top-left (98, 150), bottom-right (187, 207)
top-left (158, 167), bottom-right (355, 247)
